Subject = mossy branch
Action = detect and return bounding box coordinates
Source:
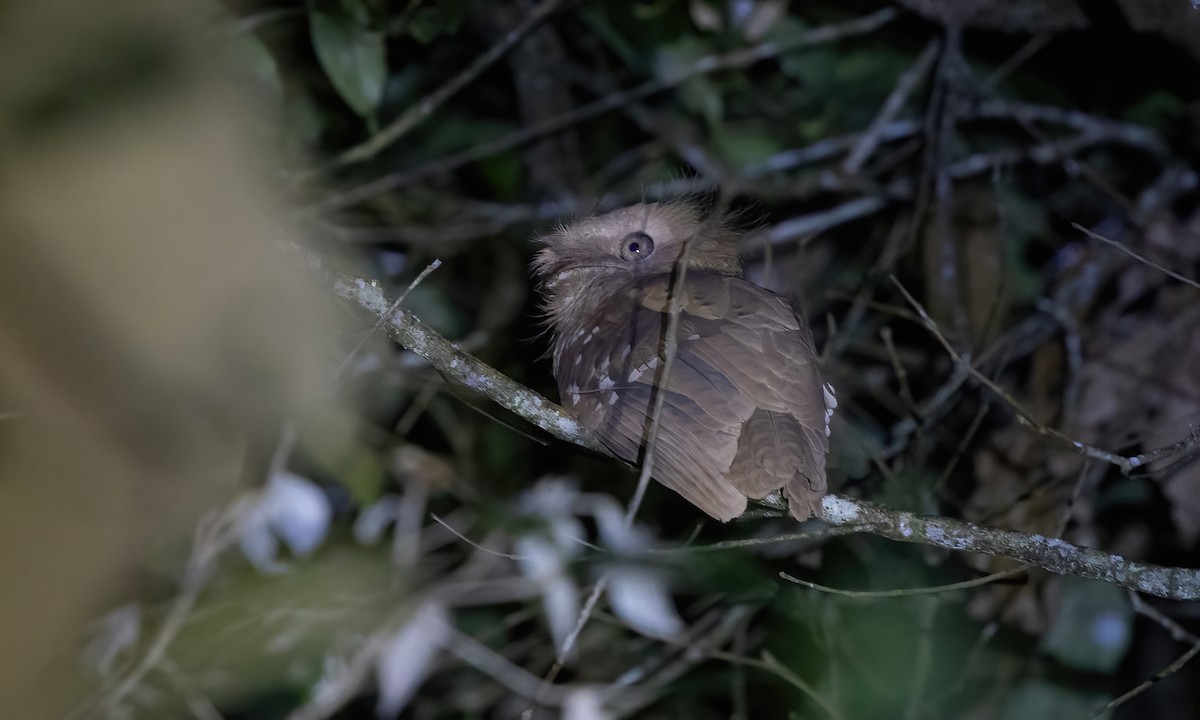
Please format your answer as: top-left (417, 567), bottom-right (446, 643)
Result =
top-left (334, 276), bottom-right (1200, 602)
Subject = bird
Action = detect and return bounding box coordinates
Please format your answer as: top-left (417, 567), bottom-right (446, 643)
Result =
top-left (532, 202), bottom-right (836, 522)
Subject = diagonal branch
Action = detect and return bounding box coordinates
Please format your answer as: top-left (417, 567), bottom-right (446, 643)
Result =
top-left (332, 274), bottom-right (1200, 601)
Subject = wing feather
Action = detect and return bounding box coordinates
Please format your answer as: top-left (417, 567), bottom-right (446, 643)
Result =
top-left (553, 273), bottom-right (830, 521)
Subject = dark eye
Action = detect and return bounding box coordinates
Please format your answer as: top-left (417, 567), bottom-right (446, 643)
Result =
top-left (619, 231), bottom-right (655, 261)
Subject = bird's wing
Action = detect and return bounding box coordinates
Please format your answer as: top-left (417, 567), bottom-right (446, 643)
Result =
top-left (553, 276), bottom-right (747, 521)
top-left (554, 274), bottom-right (829, 521)
top-left (638, 275), bottom-right (831, 519)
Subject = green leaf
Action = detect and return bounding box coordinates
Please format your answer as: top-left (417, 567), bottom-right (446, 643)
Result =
top-left (407, 4), bottom-right (467, 44)
top-left (1041, 576), bottom-right (1133, 674)
top-left (310, 10), bottom-right (386, 117)
top-left (1002, 679), bottom-right (1109, 720)
top-left (713, 128), bottom-right (781, 168)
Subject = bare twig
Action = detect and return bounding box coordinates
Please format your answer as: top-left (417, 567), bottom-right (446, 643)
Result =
top-left (1074, 223), bottom-right (1200, 292)
top-left (843, 40), bottom-right (940, 174)
top-left (780, 566), bottom-right (1026, 599)
top-left (890, 276), bottom-right (1158, 474)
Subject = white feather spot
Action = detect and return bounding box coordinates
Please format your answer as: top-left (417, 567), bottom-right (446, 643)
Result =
top-left (574, 355), bottom-right (581, 366)
top-left (686, 333), bottom-right (700, 341)
top-left (608, 394), bottom-right (619, 405)
top-left (823, 383), bottom-right (838, 409)
top-left (619, 345), bottom-right (631, 361)
top-left (599, 377), bottom-right (615, 391)
top-left (628, 367), bottom-right (642, 383)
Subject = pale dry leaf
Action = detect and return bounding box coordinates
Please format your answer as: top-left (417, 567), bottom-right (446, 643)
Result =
top-left (563, 687), bottom-right (613, 720)
top-left (607, 566), bottom-right (685, 640)
top-left (741, 0), bottom-right (789, 42)
top-left (239, 471), bottom-right (332, 572)
top-left (515, 535), bottom-right (581, 651)
top-left (689, 1), bottom-right (725, 32)
top-left (354, 495), bottom-right (402, 545)
top-left (375, 601), bottom-right (449, 718)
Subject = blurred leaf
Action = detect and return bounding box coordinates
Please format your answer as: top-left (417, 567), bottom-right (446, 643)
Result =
top-left (479, 151), bottom-right (523, 198)
top-left (1041, 577), bottom-right (1133, 673)
top-left (1124, 89), bottom-right (1185, 129)
top-left (713, 128), bottom-right (781, 167)
top-left (353, 495), bottom-right (400, 545)
top-left (580, 6), bottom-right (648, 74)
top-left (657, 36), bottom-right (724, 127)
top-left (607, 566), bottom-right (685, 639)
top-left (877, 467), bottom-right (938, 515)
top-left (741, 0), bottom-right (788, 42)
top-left (333, 445), bottom-right (386, 506)
top-left (159, 543), bottom-right (399, 714)
top-left (239, 471), bottom-right (332, 573)
top-left (689, 1), bottom-right (725, 32)
top-left (310, 10), bottom-right (386, 117)
top-left (1002, 679), bottom-right (1109, 720)
top-left (680, 76), bottom-right (724, 129)
top-left (281, 89), bottom-right (326, 159)
top-left (375, 601), bottom-right (448, 717)
top-left (406, 4), bottom-right (467, 44)
top-left (996, 187), bottom-right (1048, 303)
top-left (563, 688), bottom-right (612, 720)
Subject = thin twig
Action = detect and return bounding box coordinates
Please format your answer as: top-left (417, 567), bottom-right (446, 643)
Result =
top-left (843, 39), bottom-right (940, 174)
top-left (328, 267), bottom-right (1200, 600)
top-left (77, 509), bottom-right (240, 719)
top-left (890, 275), bottom-right (1149, 473)
top-left (304, 9), bottom-right (898, 216)
top-left (332, 0), bottom-right (563, 167)
top-left (333, 259), bottom-right (442, 381)
top-left (1074, 223), bottom-right (1200, 291)
top-left (780, 566), bottom-right (1026, 599)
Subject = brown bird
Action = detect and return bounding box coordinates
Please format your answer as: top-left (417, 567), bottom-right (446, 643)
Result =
top-left (533, 202), bottom-right (836, 522)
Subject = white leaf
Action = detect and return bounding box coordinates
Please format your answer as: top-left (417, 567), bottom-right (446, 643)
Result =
top-left (375, 601), bottom-right (449, 718)
top-left (515, 536), bottom-right (580, 651)
top-left (238, 471), bottom-right (331, 572)
top-left (689, 1), bottom-right (725, 32)
top-left (354, 495), bottom-right (402, 545)
top-left (590, 497), bottom-right (652, 554)
top-left (519, 478), bottom-right (586, 558)
top-left (238, 500), bottom-right (284, 573)
top-left (740, 0), bottom-right (789, 42)
top-left (265, 471), bottom-right (331, 556)
top-left (607, 567), bottom-right (685, 640)
top-left (563, 687), bottom-right (612, 720)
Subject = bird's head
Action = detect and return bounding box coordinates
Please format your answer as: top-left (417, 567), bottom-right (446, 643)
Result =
top-left (532, 202), bottom-right (741, 325)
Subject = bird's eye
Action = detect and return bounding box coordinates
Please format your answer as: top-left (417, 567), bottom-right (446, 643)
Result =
top-left (619, 231), bottom-right (655, 262)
